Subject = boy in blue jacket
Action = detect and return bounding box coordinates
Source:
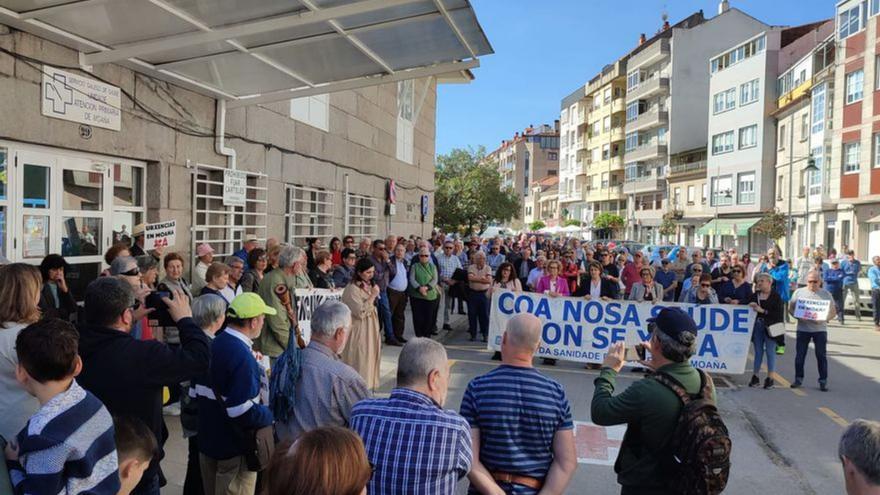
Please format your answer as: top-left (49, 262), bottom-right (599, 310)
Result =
top-left (824, 259), bottom-right (845, 324)
top-left (194, 293), bottom-right (275, 495)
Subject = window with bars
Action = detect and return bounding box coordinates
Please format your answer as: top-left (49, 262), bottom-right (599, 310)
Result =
top-left (346, 193), bottom-right (378, 238)
top-left (285, 185), bottom-right (334, 245)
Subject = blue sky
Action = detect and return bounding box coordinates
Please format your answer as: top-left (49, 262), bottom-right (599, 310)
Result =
top-left (435, 0), bottom-right (834, 157)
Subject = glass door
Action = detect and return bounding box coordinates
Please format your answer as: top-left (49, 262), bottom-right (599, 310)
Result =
top-left (14, 150), bottom-right (56, 262)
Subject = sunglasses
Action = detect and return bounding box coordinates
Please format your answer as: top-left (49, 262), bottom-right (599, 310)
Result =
top-left (121, 268), bottom-right (140, 277)
top-left (807, 280), bottom-right (820, 284)
top-left (444, 246), bottom-right (453, 250)
top-left (692, 269), bottom-right (703, 273)
top-left (700, 283), bottom-right (712, 288)
top-left (419, 254), bottom-right (430, 258)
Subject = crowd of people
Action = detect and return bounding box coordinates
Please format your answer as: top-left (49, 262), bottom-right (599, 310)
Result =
top-left (0, 227), bottom-right (878, 495)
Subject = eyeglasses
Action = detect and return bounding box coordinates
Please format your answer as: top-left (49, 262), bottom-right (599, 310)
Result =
top-left (419, 254), bottom-right (430, 258)
top-left (700, 283), bottom-right (712, 288)
top-left (731, 269), bottom-right (742, 274)
top-left (692, 269), bottom-right (702, 273)
top-left (121, 268), bottom-right (140, 277)
top-left (444, 246), bottom-right (453, 250)
top-left (807, 280), bottom-right (820, 284)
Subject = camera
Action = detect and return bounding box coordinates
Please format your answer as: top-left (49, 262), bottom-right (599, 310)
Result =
top-left (145, 283), bottom-right (176, 327)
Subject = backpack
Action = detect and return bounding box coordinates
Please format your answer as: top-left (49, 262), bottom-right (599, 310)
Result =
top-left (650, 369), bottom-right (732, 495)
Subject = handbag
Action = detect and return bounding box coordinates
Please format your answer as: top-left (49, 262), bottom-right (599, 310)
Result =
top-left (210, 383), bottom-right (275, 471)
top-left (767, 322), bottom-right (786, 338)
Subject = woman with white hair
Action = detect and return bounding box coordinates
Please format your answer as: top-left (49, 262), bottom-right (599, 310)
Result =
top-left (748, 273), bottom-right (784, 389)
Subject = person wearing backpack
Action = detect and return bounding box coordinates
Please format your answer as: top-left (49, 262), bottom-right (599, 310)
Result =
top-left (591, 307), bottom-right (730, 495)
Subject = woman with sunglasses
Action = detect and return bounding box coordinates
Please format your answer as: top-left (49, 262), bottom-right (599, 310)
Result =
top-left (682, 274), bottom-right (718, 304)
top-left (719, 264), bottom-right (753, 305)
top-left (748, 273), bottom-right (784, 388)
top-left (677, 263), bottom-right (705, 302)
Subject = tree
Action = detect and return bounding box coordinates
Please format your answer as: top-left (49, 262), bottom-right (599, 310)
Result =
top-left (592, 212), bottom-right (625, 238)
top-left (563, 219), bottom-right (582, 227)
top-left (529, 220), bottom-right (547, 231)
top-left (435, 147), bottom-right (521, 234)
top-left (753, 208), bottom-right (788, 241)
top-left (659, 212), bottom-right (678, 237)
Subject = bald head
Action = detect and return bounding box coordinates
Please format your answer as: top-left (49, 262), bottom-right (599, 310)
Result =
top-left (503, 313), bottom-right (542, 355)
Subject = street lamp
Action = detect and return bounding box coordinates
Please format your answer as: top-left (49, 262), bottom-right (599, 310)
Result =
top-left (803, 157), bottom-right (818, 251)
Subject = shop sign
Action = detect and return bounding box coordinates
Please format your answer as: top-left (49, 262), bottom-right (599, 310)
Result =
top-left (144, 220), bottom-right (176, 250)
top-left (223, 169), bottom-right (247, 207)
top-left (41, 66), bottom-right (121, 131)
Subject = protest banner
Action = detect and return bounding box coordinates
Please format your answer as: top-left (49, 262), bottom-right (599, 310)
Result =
top-left (295, 288), bottom-right (343, 344)
top-left (143, 220), bottom-right (176, 250)
top-left (793, 298), bottom-right (831, 321)
top-left (488, 290), bottom-right (756, 375)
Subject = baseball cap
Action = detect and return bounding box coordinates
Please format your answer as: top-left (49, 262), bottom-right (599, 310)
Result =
top-left (197, 243), bottom-right (214, 257)
top-left (227, 292), bottom-right (277, 319)
top-left (647, 307), bottom-right (697, 340)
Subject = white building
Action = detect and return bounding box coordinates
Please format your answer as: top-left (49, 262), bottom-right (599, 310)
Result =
top-left (623, 4), bottom-right (768, 243)
top-left (558, 87), bottom-right (590, 230)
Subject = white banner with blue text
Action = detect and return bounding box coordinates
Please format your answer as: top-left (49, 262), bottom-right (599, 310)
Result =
top-left (488, 290), bottom-right (756, 375)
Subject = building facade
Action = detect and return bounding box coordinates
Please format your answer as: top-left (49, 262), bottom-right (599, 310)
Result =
top-left (488, 124), bottom-right (559, 229)
top-left (0, 3), bottom-right (491, 294)
top-left (524, 175), bottom-right (560, 227)
top-left (558, 88), bottom-right (590, 228)
top-left (624, 7), bottom-right (768, 243)
top-left (832, 0), bottom-right (880, 257)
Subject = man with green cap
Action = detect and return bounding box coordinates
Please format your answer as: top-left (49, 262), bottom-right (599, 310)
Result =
top-left (194, 292), bottom-right (277, 495)
top-left (256, 245), bottom-right (305, 362)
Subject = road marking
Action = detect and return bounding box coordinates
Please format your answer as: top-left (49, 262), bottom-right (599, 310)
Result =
top-left (818, 407), bottom-right (850, 427)
top-left (573, 422), bottom-right (625, 465)
top-left (771, 373), bottom-right (807, 397)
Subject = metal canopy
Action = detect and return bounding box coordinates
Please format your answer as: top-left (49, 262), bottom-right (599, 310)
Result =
top-left (0, 0), bottom-right (492, 105)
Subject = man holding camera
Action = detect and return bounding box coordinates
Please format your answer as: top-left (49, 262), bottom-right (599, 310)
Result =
top-left (77, 277), bottom-right (211, 495)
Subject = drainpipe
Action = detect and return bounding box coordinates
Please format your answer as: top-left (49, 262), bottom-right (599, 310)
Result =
top-left (215, 99), bottom-right (236, 170)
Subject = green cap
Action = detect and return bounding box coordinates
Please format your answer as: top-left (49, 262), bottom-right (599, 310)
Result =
top-left (227, 292), bottom-right (277, 319)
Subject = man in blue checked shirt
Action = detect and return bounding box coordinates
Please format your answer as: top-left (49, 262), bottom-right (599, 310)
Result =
top-left (461, 313), bottom-right (576, 494)
top-left (869, 255), bottom-right (880, 331)
top-left (351, 338), bottom-right (472, 495)
top-left (841, 250), bottom-right (863, 322)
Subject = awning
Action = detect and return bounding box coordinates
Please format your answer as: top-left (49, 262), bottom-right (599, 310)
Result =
top-left (696, 217), bottom-right (761, 237)
top-left (0, 0), bottom-right (493, 105)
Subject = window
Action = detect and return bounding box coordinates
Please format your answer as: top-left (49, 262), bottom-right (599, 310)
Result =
top-left (740, 79), bottom-right (760, 105)
top-left (627, 70), bottom-right (642, 90)
top-left (713, 88), bottom-right (736, 114)
top-left (701, 183), bottom-right (708, 204)
top-left (777, 175), bottom-right (784, 200)
top-left (290, 94), bottom-right (329, 131)
top-left (603, 88), bottom-right (611, 104)
top-left (710, 176), bottom-right (733, 206)
top-left (711, 131), bottom-right (735, 155)
top-left (845, 70), bottom-right (864, 104)
top-left (548, 152), bottom-right (558, 161)
top-left (346, 193), bottom-right (377, 238)
top-left (657, 127), bottom-right (667, 145)
top-left (561, 109), bottom-right (569, 125)
top-left (737, 172), bottom-right (755, 204)
top-left (602, 144), bottom-right (610, 160)
top-left (809, 147), bottom-right (823, 196)
top-left (843, 141), bottom-right (861, 173)
top-left (285, 185), bottom-right (334, 245)
top-left (603, 116), bottom-right (611, 131)
top-left (872, 0), bottom-right (880, 17)
top-left (591, 121), bottom-right (600, 137)
top-left (738, 125), bottom-right (758, 149)
top-left (800, 114), bottom-right (809, 141)
top-left (673, 187), bottom-right (681, 207)
top-left (625, 132), bottom-right (639, 152)
top-left (397, 80), bottom-right (415, 164)
top-left (839, 5), bottom-right (862, 39)
top-left (875, 134), bottom-right (880, 168)
top-left (811, 83), bottom-right (826, 134)
top-left (687, 185), bottom-right (695, 204)
top-left (710, 35), bottom-right (766, 73)
top-left (876, 55), bottom-right (880, 90)
top-left (778, 124), bottom-right (786, 150)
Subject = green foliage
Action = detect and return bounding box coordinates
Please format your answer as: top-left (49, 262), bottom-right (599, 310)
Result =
top-left (659, 212), bottom-right (678, 236)
top-left (592, 212), bottom-right (625, 236)
top-left (753, 209), bottom-right (788, 240)
top-left (435, 146), bottom-right (521, 234)
top-left (562, 219), bottom-right (582, 227)
top-left (529, 220), bottom-right (547, 231)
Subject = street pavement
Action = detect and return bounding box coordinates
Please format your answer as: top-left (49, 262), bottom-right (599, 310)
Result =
top-left (160, 308), bottom-right (879, 494)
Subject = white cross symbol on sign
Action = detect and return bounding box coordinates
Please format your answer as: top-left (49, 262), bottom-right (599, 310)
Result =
top-left (45, 74), bottom-right (74, 114)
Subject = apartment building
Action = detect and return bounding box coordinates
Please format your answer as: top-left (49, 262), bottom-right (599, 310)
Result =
top-left (704, 22), bottom-right (830, 252)
top-left (524, 175), bottom-right (560, 227)
top-left (666, 148), bottom-right (710, 246)
top-left (623, 4), bottom-right (768, 243)
top-left (773, 30), bottom-right (836, 258)
top-left (832, 0), bottom-right (880, 256)
top-left (558, 88), bottom-right (590, 228)
top-left (581, 61), bottom-right (629, 234)
top-left (0, 2), bottom-right (491, 292)
top-left (488, 124), bottom-right (560, 229)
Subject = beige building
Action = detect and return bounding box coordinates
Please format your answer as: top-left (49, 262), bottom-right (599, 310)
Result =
top-left (0, 2), bottom-right (491, 294)
top-left (524, 175), bottom-right (560, 227)
top-left (487, 124), bottom-right (560, 228)
top-left (666, 149), bottom-right (710, 245)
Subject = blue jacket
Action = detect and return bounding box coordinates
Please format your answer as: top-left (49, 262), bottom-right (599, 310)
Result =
top-left (233, 248), bottom-right (250, 270)
top-left (870, 265), bottom-right (880, 289)
top-left (196, 328), bottom-right (273, 460)
top-left (823, 268), bottom-right (844, 293)
top-left (768, 261), bottom-right (790, 302)
top-left (841, 259), bottom-right (861, 286)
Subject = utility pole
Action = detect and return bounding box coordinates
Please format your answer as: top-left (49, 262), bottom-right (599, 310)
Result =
top-left (785, 111), bottom-right (795, 260)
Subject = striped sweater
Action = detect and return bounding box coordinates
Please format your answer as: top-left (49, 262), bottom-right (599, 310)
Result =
top-left (8, 380), bottom-right (119, 495)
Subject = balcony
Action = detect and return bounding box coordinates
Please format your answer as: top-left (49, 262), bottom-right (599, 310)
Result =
top-left (579, 160), bottom-right (589, 175)
top-left (586, 183), bottom-right (624, 202)
top-left (627, 109), bottom-right (668, 132)
top-left (629, 38), bottom-right (670, 69)
top-left (626, 76), bottom-right (669, 102)
top-left (625, 142), bottom-right (668, 162)
top-left (623, 175), bottom-right (664, 194)
top-left (610, 98), bottom-right (626, 114)
top-left (668, 160), bottom-right (707, 179)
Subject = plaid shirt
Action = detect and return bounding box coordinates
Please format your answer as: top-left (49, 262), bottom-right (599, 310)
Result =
top-left (350, 388), bottom-right (472, 495)
top-left (434, 252), bottom-right (463, 281)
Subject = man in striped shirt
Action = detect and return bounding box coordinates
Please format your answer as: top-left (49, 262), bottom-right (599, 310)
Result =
top-left (6, 318), bottom-right (119, 495)
top-left (351, 338), bottom-right (472, 495)
top-left (460, 313), bottom-right (576, 494)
